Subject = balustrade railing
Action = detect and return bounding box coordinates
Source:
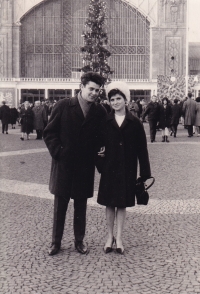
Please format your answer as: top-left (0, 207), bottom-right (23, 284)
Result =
top-left (0, 77), bottom-right (150, 83)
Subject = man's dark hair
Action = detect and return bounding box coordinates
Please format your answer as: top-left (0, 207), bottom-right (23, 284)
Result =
top-left (107, 89), bottom-right (126, 101)
top-left (81, 72), bottom-right (105, 87)
top-left (188, 92), bottom-right (192, 98)
top-left (174, 99), bottom-right (178, 104)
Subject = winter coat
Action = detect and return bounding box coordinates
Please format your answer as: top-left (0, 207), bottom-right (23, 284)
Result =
top-left (97, 110), bottom-right (151, 208)
top-left (195, 102), bottom-right (200, 126)
top-left (10, 108), bottom-right (19, 124)
top-left (142, 101), bottom-right (160, 121)
top-left (182, 99), bottom-right (197, 125)
top-left (0, 104), bottom-right (10, 124)
top-left (32, 105), bottom-right (47, 130)
top-left (159, 104), bottom-right (172, 129)
top-left (43, 97), bottom-right (106, 199)
top-left (20, 107), bottom-right (34, 134)
top-left (171, 104), bottom-right (182, 125)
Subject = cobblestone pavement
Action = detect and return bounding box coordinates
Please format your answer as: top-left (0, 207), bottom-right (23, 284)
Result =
top-left (0, 124), bottom-right (200, 294)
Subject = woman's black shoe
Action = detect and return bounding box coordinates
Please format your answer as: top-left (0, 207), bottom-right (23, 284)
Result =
top-left (116, 239), bottom-right (124, 254)
top-left (103, 237), bottom-right (115, 254)
top-left (20, 137), bottom-right (24, 141)
top-left (116, 247), bottom-right (124, 255)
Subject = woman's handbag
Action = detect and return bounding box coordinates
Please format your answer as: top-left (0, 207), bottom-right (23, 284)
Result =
top-left (135, 176), bottom-right (155, 205)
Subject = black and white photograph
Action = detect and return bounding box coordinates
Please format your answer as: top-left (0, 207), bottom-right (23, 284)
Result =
top-left (0, 0), bottom-right (200, 293)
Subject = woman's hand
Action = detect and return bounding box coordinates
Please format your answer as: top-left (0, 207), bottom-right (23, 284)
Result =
top-left (98, 146), bottom-right (105, 157)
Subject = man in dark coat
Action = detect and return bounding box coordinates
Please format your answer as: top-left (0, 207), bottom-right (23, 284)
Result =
top-left (170, 98), bottom-right (182, 137)
top-left (43, 72), bottom-right (106, 256)
top-left (142, 95), bottom-right (160, 142)
top-left (32, 100), bottom-right (47, 139)
top-left (182, 92), bottom-right (197, 137)
top-left (0, 100), bottom-right (10, 134)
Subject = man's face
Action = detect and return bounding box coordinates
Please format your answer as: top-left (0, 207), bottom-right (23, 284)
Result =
top-left (24, 101), bottom-right (30, 108)
top-left (35, 101), bottom-right (40, 107)
top-left (151, 96), bottom-right (157, 103)
top-left (81, 81), bottom-right (101, 102)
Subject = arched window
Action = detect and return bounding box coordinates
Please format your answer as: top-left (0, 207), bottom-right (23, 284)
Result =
top-left (21, 0), bottom-right (150, 79)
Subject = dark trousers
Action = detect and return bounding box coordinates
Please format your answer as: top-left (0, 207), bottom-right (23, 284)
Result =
top-left (36, 129), bottom-right (43, 139)
top-left (52, 194), bottom-right (87, 247)
top-left (187, 125), bottom-right (193, 136)
top-left (171, 124), bottom-right (178, 136)
top-left (149, 120), bottom-right (157, 141)
top-left (2, 123), bottom-right (8, 133)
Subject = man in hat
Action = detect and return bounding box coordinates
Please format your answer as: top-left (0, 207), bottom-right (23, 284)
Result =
top-left (43, 72), bottom-right (106, 256)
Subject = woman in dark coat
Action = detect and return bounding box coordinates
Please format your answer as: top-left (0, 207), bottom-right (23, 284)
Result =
top-left (10, 107), bottom-right (19, 129)
top-left (97, 81), bottom-right (151, 254)
top-left (159, 97), bottom-right (172, 142)
top-left (19, 101), bottom-right (34, 140)
top-left (170, 98), bottom-right (182, 137)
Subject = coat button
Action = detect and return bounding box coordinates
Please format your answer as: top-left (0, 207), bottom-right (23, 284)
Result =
top-left (119, 142), bottom-right (123, 146)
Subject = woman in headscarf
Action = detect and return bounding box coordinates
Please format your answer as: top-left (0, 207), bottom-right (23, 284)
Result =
top-left (19, 101), bottom-right (34, 140)
top-left (96, 81), bottom-right (151, 254)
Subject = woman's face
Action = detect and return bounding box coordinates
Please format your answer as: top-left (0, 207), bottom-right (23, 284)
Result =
top-left (163, 99), bottom-right (167, 105)
top-left (110, 94), bottom-right (126, 112)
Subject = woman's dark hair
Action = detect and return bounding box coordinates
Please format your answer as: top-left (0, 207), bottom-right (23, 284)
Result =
top-left (162, 97), bottom-right (169, 104)
top-left (81, 72), bottom-right (105, 87)
top-left (108, 89), bottom-right (126, 101)
top-left (196, 97), bottom-right (200, 102)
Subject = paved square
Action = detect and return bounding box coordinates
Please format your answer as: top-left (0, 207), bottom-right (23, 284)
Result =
top-left (0, 124), bottom-right (200, 294)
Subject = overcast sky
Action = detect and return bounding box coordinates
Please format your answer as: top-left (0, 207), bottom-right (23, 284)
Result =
top-left (188, 0), bottom-right (200, 42)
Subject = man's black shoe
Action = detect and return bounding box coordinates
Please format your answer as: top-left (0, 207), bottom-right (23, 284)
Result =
top-left (75, 241), bottom-right (88, 254)
top-left (48, 244), bottom-right (60, 256)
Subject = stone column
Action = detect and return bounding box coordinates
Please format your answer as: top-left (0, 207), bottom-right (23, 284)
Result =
top-left (12, 22), bottom-right (21, 78)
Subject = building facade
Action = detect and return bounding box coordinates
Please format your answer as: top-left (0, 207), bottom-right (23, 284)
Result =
top-left (0, 0), bottom-right (199, 107)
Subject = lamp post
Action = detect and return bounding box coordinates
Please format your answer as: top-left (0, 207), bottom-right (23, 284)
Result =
top-left (185, 0), bottom-right (189, 96)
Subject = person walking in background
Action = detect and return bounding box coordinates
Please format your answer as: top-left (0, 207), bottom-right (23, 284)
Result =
top-left (96, 81), bottom-right (151, 255)
top-left (128, 99), bottom-right (139, 117)
top-left (182, 93), bottom-right (197, 137)
top-left (142, 95), bottom-right (160, 142)
top-left (136, 99), bottom-right (143, 119)
top-left (19, 101), bottom-right (34, 140)
top-left (159, 97), bottom-right (172, 142)
top-left (0, 100), bottom-right (10, 134)
top-left (32, 100), bottom-right (47, 140)
top-left (195, 97), bottom-right (200, 136)
top-left (41, 99), bottom-right (49, 128)
top-left (170, 98), bottom-right (182, 138)
top-left (43, 72), bottom-right (106, 256)
top-left (10, 106), bottom-right (19, 129)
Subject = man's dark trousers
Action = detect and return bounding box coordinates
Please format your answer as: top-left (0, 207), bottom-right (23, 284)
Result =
top-left (187, 125), bottom-right (193, 136)
top-left (2, 123), bottom-right (8, 133)
top-left (52, 194), bottom-right (87, 247)
top-left (149, 120), bottom-right (157, 141)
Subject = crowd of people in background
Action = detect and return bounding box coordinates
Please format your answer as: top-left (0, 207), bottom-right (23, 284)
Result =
top-left (0, 92), bottom-right (200, 141)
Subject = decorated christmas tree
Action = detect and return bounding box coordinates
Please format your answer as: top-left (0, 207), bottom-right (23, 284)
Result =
top-left (81, 0), bottom-right (113, 82)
